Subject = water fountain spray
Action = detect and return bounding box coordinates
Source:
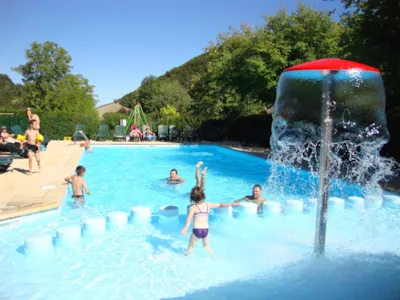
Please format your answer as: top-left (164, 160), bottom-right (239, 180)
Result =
top-left (269, 58), bottom-right (395, 255)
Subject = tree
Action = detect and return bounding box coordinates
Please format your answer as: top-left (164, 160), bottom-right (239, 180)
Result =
top-left (340, 0), bottom-right (400, 111)
top-left (13, 41), bottom-right (72, 108)
top-left (12, 41), bottom-right (97, 113)
top-left (0, 74), bottom-right (25, 108)
top-left (43, 74), bottom-right (97, 115)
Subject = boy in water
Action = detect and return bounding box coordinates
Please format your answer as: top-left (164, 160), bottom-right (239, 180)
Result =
top-left (24, 120), bottom-right (41, 175)
top-left (64, 166), bottom-right (91, 206)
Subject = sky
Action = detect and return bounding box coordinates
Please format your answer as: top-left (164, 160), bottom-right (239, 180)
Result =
top-left (0, 0), bottom-right (344, 106)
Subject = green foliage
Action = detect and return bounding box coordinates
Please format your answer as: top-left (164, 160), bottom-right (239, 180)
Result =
top-left (43, 74), bottom-right (97, 115)
top-left (0, 74), bottom-right (25, 108)
top-left (12, 41), bottom-right (97, 114)
top-left (340, 0), bottom-right (399, 111)
top-left (158, 105), bottom-right (181, 125)
top-left (101, 112), bottom-right (128, 131)
top-left (0, 109), bottom-right (98, 139)
top-left (161, 53), bottom-right (209, 89)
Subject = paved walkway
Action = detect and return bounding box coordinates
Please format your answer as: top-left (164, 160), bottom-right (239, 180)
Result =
top-left (0, 141), bottom-right (84, 221)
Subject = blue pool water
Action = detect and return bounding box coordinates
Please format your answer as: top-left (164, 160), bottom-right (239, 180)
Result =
top-left (0, 145), bottom-right (399, 300)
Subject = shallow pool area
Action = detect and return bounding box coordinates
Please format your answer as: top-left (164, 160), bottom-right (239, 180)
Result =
top-left (0, 145), bottom-right (399, 300)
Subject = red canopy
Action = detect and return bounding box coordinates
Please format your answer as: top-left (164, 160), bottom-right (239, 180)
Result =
top-left (283, 58), bottom-right (380, 73)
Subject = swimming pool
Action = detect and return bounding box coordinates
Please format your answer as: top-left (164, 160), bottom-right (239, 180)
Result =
top-left (0, 145), bottom-right (399, 300)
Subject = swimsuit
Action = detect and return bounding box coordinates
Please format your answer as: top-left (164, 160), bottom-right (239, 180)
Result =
top-left (192, 204), bottom-right (209, 239)
top-left (27, 144), bottom-right (38, 152)
top-left (72, 195), bottom-right (84, 200)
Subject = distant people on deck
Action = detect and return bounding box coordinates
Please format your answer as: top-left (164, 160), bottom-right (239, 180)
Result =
top-left (1, 126), bottom-right (23, 149)
top-left (143, 125), bottom-right (156, 141)
top-left (233, 184), bottom-right (267, 213)
top-left (128, 125), bottom-right (142, 140)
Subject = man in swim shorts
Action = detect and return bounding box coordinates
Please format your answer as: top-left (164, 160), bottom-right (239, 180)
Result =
top-left (233, 184), bottom-right (266, 213)
top-left (24, 120), bottom-right (41, 175)
top-left (64, 165), bottom-right (91, 206)
top-left (26, 107), bottom-right (40, 132)
top-left (167, 168), bottom-right (185, 183)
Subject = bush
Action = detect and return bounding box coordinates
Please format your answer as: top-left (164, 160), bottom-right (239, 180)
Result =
top-left (101, 112), bottom-right (128, 131)
top-left (199, 114), bottom-right (273, 146)
top-left (0, 109), bottom-right (99, 139)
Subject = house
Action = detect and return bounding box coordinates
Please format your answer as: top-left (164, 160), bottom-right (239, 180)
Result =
top-left (96, 101), bottom-right (131, 119)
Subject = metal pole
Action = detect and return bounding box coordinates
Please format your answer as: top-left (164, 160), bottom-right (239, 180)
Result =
top-left (314, 70), bottom-right (334, 255)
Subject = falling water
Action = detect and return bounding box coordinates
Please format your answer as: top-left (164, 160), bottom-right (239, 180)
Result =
top-left (266, 63), bottom-right (398, 202)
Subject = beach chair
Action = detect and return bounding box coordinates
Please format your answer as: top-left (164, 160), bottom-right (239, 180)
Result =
top-left (0, 155), bottom-right (13, 173)
top-left (96, 124), bottom-right (110, 141)
top-left (184, 126), bottom-right (199, 142)
top-left (158, 125), bottom-right (168, 141)
top-left (72, 124), bottom-right (85, 142)
top-left (168, 125), bottom-right (180, 141)
top-left (0, 142), bottom-right (26, 157)
top-left (113, 125), bottom-right (126, 141)
top-left (10, 125), bottom-right (24, 136)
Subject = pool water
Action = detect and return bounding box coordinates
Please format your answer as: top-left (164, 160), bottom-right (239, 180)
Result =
top-left (0, 145), bottom-right (399, 300)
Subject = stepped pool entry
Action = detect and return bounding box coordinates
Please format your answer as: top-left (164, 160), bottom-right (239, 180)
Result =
top-left (0, 145), bottom-right (399, 299)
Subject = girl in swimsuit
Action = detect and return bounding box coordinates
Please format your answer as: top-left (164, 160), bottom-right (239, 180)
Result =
top-left (181, 161), bottom-right (238, 256)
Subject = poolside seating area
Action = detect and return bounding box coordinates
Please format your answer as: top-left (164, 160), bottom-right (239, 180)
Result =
top-left (72, 123), bottom-right (200, 143)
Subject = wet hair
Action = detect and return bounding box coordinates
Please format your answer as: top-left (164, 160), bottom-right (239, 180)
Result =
top-left (170, 168), bottom-right (178, 175)
top-left (190, 186), bottom-right (205, 203)
top-left (75, 166), bottom-right (86, 176)
top-left (253, 184), bottom-right (262, 190)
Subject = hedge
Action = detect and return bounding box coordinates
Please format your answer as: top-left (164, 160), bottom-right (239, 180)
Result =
top-left (199, 114), bottom-right (273, 147)
top-left (0, 110), bottom-right (99, 140)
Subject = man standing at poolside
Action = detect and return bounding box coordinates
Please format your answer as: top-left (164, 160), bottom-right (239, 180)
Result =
top-left (26, 108), bottom-right (40, 132)
top-left (233, 184), bottom-right (266, 213)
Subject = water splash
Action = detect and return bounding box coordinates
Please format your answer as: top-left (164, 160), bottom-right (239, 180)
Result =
top-left (266, 68), bottom-right (398, 200)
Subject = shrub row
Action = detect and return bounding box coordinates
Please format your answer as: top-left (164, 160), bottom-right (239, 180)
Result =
top-left (0, 110), bottom-right (99, 139)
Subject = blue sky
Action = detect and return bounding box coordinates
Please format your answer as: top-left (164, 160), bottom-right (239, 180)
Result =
top-left (0, 0), bottom-right (344, 106)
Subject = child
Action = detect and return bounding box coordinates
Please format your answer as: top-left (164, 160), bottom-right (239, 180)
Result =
top-left (181, 161), bottom-right (238, 255)
top-left (64, 166), bottom-right (91, 206)
top-left (24, 120), bottom-right (41, 175)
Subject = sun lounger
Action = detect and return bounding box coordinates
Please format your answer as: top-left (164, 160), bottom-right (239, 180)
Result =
top-left (0, 142), bottom-right (26, 157)
top-left (10, 125), bottom-right (24, 136)
top-left (168, 125), bottom-right (181, 141)
top-left (96, 124), bottom-right (109, 141)
top-left (72, 124), bottom-right (85, 142)
top-left (113, 125), bottom-right (126, 141)
top-left (158, 125), bottom-right (168, 141)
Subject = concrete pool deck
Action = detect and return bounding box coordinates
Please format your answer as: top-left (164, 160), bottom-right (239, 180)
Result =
top-left (0, 140), bottom-right (398, 222)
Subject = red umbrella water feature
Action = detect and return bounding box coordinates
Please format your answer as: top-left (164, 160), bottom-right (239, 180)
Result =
top-left (273, 58), bottom-right (388, 255)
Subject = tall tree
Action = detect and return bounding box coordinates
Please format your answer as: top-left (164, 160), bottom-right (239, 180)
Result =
top-left (340, 0), bottom-right (400, 112)
top-left (12, 41), bottom-right (97, 113)
top-left (13, 41), bottom-right (72, 108)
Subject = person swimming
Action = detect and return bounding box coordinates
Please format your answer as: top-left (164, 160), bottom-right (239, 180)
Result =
top-left (181, 161), bottom-right (238, 256)
top-left (167, 168), bottom-right (185, 184)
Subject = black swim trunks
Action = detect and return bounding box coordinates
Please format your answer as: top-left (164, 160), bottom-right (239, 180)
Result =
top-left (72, 195), bottom-right (84, 200)
top-left (27, 144), bottom-right (39, 152)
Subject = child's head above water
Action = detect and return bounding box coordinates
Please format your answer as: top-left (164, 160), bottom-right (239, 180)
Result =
top-left (190, 186), bottom-right (205, 204)
top-left (76, 166), bottom-right (86, 176)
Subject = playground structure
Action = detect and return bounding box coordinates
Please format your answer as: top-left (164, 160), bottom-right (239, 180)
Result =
top-left (124, 103), bottom-right (149, 133)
